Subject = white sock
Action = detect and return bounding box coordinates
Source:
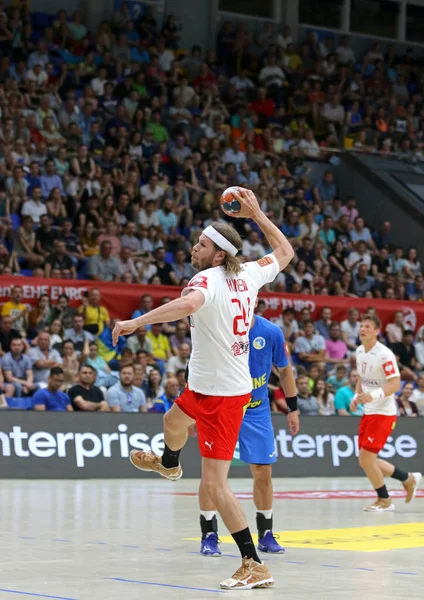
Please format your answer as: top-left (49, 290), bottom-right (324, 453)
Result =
top-left (258, 509), bottom-right (273, 519)
top-left (200, 510), bottom-right (217, 521)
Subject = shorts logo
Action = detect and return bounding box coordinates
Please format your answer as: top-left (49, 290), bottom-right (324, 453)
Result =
top-left (253, 336), bottom-right (266, 350)
top-left (204, 441), bottom-right (214, 450)
top-left (383, 361), bottom-right (395, 377)
top-left (368, 437), bottom-right (375, 443)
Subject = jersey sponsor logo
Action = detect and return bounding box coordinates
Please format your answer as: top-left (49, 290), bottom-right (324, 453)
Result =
top-left (188, 275), bottom-right (208, 289)
top-left (231, 341), bottom-right (249, 356)
top-left (383, 361), bottom-right (395, 377)
top-left (246, 398), bottom-right (263, 409)
top-left (361, 378), bottom-right (380, 387)
top-left (253, 336), bottom-right (266, 350)
top-left (256, 256), bottom-right (273, 267)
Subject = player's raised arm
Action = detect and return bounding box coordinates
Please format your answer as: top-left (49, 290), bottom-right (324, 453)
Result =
top-left (233, 188), bottom-right (295, 271)
top-left (112, 290), bottom-right (205, 345)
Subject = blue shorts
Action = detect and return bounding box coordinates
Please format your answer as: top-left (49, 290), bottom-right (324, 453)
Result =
top-left (238, 415), bottom-right (277, 465)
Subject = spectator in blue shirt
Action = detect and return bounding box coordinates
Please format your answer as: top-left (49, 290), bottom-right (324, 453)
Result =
top-left (157, 198), bottom-right (178, 233)
top-left (33, 367), bottom-right (73, 412)
top-left (318, 216), bottom-right (336, 248)
top-left (281, 210), bottom-right (300, 239)
top-left (350, 216), bottom-right (374, 249)
top-left (150, 377), bottom-right (179, 413)
top-left (25, 162), bottom-right (42, 195)
top-left (313, 170), bottom-right (337, 207)
top-left (40, 159), bottom-right (64, 199)
top-left (333, 370), bottom-right (363, 416)
top-left (107, 364), bottom-right (147, 413)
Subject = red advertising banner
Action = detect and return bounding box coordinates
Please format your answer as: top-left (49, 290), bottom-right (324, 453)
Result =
top-left (0, 275), bottom-right (422, 331)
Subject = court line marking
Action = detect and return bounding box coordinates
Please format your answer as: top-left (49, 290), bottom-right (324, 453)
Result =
top-left (105, 577), bottom-right (226, 594)
top-left (392, 572), bottom-right (417, 576)
top-left (0, 590), bottom-right (77, 600)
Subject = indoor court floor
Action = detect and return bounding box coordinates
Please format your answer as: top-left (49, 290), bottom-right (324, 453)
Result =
top-left (0, 477), bottom-right (423, 600)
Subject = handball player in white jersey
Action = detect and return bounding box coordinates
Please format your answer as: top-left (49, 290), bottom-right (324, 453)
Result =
top-left (112, 188), bottom-right (294, 589)
top-left (351, 313), bottom-right (421, 512)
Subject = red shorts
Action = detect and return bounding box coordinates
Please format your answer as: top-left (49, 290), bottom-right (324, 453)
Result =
top-left (175, 387), bottom-right (251, 460)
top-left (358, 414), bottom-right (397, 454)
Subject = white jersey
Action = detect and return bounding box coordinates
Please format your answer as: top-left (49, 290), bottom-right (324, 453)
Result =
top-left (356, 341), bottom-right (400, 416)
top-left (182, 254), bottom-right (280, 395)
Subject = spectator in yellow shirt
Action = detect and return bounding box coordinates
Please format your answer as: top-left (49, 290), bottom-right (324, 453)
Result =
top-left (147, 324), bottom-right (172, 362)
top-left (78, 288), bottom-right (110, 335)
top-left (1, 286), bottom-right (28, 332)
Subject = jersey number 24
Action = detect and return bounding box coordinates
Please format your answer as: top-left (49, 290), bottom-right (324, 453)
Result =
top-left (232, 298), bottom-right (252, 336)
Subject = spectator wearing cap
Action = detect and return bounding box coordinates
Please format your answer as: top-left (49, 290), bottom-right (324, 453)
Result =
top-left (107, 364), bottom-right (147, 413)
top-left (33, 367), bottom-right (73, 412)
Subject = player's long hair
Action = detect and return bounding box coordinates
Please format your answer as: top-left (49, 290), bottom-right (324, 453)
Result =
top-left (211, 223), bottom-right (243, 275)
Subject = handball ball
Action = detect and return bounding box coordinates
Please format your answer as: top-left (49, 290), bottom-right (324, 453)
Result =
top-left (220, 186), bottom-right (242, 216)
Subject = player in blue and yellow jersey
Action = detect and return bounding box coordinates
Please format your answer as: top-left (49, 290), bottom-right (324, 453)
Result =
top-left (198, 314), bottom-right (299, 556)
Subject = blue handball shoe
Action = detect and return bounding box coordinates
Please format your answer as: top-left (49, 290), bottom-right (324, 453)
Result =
top-left (258, 531), bottom-right (286, 554)
top-left (200, 533), bottom-right (221, 556)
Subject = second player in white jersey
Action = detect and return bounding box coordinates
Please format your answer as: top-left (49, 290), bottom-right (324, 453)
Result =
top-left (355, 341), bottom-right (400, 416)
top-left (182, 255), bottom-right (280, 396)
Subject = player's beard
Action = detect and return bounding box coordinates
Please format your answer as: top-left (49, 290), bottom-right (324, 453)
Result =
top-left (191, 250), bottom-right (215, 270)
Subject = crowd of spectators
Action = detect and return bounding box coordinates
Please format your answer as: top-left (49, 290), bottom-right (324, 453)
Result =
top-left (0, 3), bottom-right (424, 417)
top-left (1, 282), bottom-right (424, 419)
top-left (0, 3), bottom-right (421, 304)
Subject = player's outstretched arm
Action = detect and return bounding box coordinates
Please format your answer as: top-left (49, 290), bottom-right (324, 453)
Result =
top-left (112, 291), bottom-right (205, 346)
top-left (233, 188), bottom-right (295, 271)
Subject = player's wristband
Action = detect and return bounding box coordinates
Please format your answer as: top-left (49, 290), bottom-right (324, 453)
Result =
top-left (370, 388), bottom-right (385, 402)
top-left (286, 396), bottom-right (298, 412)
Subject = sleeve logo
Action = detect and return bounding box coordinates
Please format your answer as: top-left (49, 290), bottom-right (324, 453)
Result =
top-left (256, 256), bottom-right (273, 268)
top-left (284, 342), bottom-right (290, 358)
top-left (383, 361), bottom-right (395, 376)
top-left (188, 275), bottom-right (208, 289)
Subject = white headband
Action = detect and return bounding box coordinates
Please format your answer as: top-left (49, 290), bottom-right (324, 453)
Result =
top-left (203, 226), bottom-right (238, 257)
